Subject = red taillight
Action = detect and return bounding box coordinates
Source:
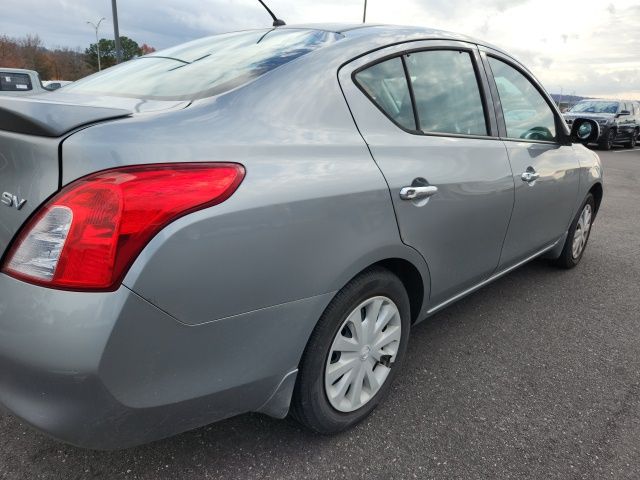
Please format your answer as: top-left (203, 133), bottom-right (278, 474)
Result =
top-left (1, 163), bottom-right (245, 291)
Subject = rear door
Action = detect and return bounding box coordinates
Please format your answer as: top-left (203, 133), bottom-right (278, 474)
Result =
top-left (339, 41), bottom-right (514, 308)
top-left (480, 49), bottom-right (580, 268)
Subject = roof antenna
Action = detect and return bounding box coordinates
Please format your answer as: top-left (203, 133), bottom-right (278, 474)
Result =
top-left (257, 0), bottom-right (286, 27)
top-left (363, 0), bottom-right (368, 23)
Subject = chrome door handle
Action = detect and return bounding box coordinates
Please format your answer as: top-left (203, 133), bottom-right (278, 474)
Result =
top-left (521, 168), bottom-right (540, 183)
top-left (399, 185), bottom-right (438, 200)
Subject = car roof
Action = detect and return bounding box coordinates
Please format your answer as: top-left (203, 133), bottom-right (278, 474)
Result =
top-left (279, 23), bottom-right (375, 33)
top-left (279, 23), bottom-right (504, 51)
top-left (0, 67), bottom-right (39, 75)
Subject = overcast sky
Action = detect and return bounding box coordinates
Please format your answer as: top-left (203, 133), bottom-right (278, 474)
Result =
top-left (1, 0), bottom-right (638, 98)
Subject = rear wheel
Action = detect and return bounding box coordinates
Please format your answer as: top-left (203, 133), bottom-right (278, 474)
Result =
top-left (598, 129), bottom-right (615, 150)
top-left (624, 130), bottom-right (638, 149)
top-left (291, 267), bottom-right (410, 434)
top-left (554, 194), bottom-right (595, 269)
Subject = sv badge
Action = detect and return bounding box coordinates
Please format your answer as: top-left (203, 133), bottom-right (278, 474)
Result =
top-left (1, 192), bottom-right (27, 210)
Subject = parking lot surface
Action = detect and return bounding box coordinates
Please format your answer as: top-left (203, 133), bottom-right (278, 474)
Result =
top-left (0, 147), bottom-right (639, 480)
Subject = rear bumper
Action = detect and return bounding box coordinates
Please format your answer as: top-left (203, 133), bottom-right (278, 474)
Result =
top-left (0, 273), bottom-right (330, 449)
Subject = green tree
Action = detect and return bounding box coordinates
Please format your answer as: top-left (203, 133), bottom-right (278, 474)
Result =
top-left (85, 36), bottom-right (142, 70)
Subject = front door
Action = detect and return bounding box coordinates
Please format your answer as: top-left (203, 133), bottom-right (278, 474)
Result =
top-left (339, 42), bottom-right (514, 307)
top-left (482, 52), bottom-right (581, 268)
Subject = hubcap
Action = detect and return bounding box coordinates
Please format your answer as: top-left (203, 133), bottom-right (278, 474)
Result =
top-left (572, 203), bottom-right (592, 259)
top-left (324, 296), bottom-right (402, 413)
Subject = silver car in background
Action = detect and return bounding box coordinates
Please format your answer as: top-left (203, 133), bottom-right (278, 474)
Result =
top-left (0, 24), bottom-right (603, 449)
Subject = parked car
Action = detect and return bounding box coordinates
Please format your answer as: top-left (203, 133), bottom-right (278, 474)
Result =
top-left (0, 24), bottom-right (603, 449)
top-left (563, 99), bottom-right (639, 150)
top-left (0, 68), bottom-right (51, 96)
top-left (42, 80), bottom-right (73, 90)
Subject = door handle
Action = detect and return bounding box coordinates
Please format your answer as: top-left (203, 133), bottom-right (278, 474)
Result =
top-left (399, 185), bottom-right (439, 200)
top-left (521, 167), bottom-right (540, 183)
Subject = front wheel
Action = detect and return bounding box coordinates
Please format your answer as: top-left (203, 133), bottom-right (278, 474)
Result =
top-left (598, 129), bottom-right (615, 150)
top-left (291, 267), bottom-right (411, 434)
top-left (554, 194), bottom-right (595, 269)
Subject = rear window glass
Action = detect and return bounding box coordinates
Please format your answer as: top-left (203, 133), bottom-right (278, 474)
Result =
top-left (0, 73), bottom-right (32, 92)
top-left (354, 57), bottom-right (416, 130)
top-left (63, 29), bottom-right (343, 101)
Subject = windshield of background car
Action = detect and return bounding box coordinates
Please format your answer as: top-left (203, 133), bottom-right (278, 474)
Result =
top-left (63, 29), bottom-right (343, 100)
top-left (569, 101), bottom-right (619, 114)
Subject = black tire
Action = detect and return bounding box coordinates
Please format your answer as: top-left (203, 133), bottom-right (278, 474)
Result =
top-left (624, 130), bottom-right (638, 149)
top-left (598, 129), bottom-right (615, 150)
top-left (554, 193), bottom-right (596, 269)
top-left (291, 267), bottom-right (411, 434)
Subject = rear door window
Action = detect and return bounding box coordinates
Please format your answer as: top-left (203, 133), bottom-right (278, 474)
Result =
top-left (404, 50), bottom-right (488, 136)
top-left (0, 73), bottom-right (32, 92)
top-left (488, 57), bottom-right (556, 142)
top-left (354, 57), bottom-right (416, 130)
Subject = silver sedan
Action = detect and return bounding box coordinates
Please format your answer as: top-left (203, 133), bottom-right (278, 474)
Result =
top-left (0, 24), bottom-right (602, 449)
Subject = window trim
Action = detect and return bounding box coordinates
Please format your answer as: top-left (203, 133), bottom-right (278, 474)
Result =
top-left (482, 52), bottom-right (569, 146)
top-left (400, 55), bottom-right (420, 132)
top-left (351, 45), bottom-right (497, 140)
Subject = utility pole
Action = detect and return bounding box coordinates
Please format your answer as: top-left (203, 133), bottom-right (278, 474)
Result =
top-left (87, 17), bottom-right (106, 71)
top-left (111, 0), bottom-right (122, 63)
top-left (363, 0), bottom-right (368, 23)
top-left (559, 86), bottom-right (563, 109)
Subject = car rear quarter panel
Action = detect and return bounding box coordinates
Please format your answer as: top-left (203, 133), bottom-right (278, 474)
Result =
top-left (60, 47), bottom-right (431, 327)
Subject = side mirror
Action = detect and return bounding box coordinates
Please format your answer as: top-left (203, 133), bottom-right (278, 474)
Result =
top-left (617, 110), bottom-right (631, 117)
top-left (570, 118), bottom-right (600, 144)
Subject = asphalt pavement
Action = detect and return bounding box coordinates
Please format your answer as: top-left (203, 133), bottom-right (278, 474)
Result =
top-left (1, 147), bottom-right (639, 480)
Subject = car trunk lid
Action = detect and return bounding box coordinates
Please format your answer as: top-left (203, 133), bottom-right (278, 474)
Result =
top-left (0, 96), bottom-right (134, 259)
top-left (0, 96), bottom-right (132, 137)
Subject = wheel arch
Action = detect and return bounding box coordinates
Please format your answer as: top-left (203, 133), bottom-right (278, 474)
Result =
top-left (589, 182), bottom-right (603, 216)
top-left (373, 258), bottom-right (425, 324)
top-left (325, 250), bottom-right (431, 326)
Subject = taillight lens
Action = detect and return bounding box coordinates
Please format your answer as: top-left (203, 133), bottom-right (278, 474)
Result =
top-left (1, 163), bottom-right (245, 291)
